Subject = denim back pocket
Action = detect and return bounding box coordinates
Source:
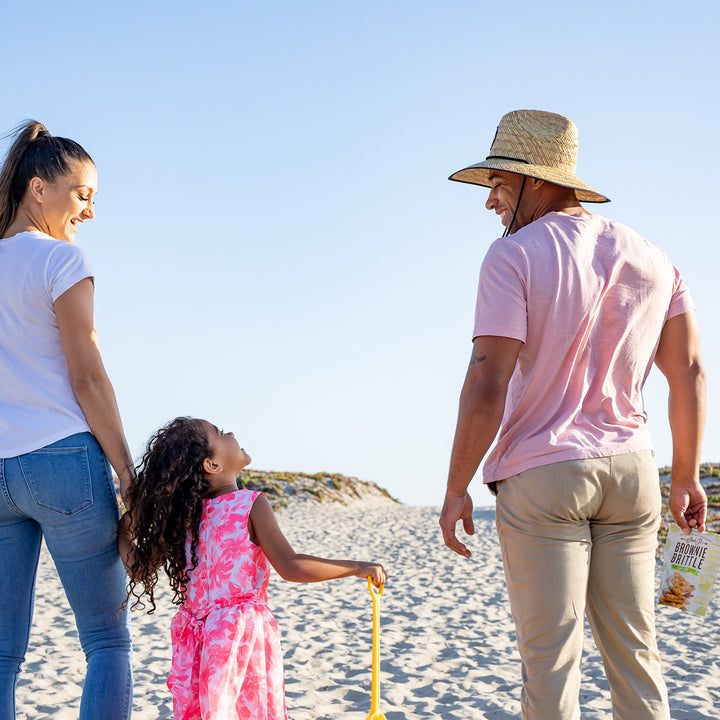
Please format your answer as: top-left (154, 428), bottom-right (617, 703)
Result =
top-left (19, 446), bottom-right (93, 516)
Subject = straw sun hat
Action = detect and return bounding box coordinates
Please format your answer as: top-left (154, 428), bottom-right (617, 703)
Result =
top-left (449, 109), bottom-right (609, 203)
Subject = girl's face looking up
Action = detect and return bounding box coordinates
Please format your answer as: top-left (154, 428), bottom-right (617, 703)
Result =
top-left (197, 419), bottom-right (251, 479)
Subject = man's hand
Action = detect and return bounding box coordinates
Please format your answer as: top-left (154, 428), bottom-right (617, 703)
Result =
top-left (440, 337), bottom-right (521, 559)
top-left (669, 481), bottom-right (707, 534)
top-left (654, 311), bottom-right (706, 535)
top-left (439, 492), bottom-right (475, 557)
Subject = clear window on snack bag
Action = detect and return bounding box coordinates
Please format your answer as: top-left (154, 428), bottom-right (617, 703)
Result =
top-left (658, 525), bottom-right (720, 618)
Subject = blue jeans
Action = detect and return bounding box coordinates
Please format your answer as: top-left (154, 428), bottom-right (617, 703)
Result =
top-left (0, 433), bottom-right (132, 719)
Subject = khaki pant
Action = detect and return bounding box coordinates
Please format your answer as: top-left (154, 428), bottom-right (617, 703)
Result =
top-left (495, 451), bottom-right (670, 720)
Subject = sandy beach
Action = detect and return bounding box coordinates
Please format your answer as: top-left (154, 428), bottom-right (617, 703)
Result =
top-left (16, 497), bottom-right (720, 720)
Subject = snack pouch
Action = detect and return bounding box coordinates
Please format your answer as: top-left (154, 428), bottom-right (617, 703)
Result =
top-left (658, 525), bottom-right (720, 618)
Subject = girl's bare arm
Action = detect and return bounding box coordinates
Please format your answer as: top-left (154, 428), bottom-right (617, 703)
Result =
top-left (249, 494), bottom-right (386, 586)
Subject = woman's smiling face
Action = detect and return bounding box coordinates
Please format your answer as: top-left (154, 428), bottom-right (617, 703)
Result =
top-left (36, 160), bottom-right (97, 242)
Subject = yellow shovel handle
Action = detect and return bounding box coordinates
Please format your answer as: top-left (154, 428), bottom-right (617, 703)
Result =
top-left (367, 575), bottom-right (384, 597)
top-left (366, 576), bottom-right (384, 717)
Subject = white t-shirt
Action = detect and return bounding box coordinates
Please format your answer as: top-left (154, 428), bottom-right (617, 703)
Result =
top-left (0, 231), bottom-right (93, 457)
top-left (473, 212), bottom-right (694, 483)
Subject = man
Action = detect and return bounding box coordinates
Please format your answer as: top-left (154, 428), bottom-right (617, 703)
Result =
top-left (439, 109), bottom-right (707, 720)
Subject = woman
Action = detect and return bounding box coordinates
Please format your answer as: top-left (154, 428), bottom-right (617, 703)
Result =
top-left (0, 121), bottom-right (134, 719)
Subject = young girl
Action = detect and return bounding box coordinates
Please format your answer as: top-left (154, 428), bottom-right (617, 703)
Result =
top-left (121, 416), bottom-right (386, 720)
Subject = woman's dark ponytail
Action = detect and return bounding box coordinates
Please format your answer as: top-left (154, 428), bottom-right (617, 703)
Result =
top-left (0, 120), bottom-right (93, 237)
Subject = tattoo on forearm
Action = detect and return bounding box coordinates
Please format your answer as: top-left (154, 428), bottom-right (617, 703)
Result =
top-left (470, 354), bottom-right (487, 365)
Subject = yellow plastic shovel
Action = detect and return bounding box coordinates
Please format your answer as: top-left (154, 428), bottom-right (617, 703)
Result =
top-left (365, 576), bottom-right (387, 720)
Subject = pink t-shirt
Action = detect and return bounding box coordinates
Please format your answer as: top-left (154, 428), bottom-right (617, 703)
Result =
top-left (473, 212), bottom-right (694, 483)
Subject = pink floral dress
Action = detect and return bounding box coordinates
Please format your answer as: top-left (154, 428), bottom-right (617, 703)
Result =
top-left (167, 490), bottom-right (287, 720)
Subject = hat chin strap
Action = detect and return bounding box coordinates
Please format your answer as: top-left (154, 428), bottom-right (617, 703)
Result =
top-left (502, 176), bottom-right (527, 238)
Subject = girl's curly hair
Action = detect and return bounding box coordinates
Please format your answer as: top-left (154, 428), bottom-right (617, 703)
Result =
top-left (125, 417), bottom-right (212, 613)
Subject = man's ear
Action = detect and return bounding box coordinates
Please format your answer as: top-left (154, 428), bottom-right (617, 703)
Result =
top-left (203, 457), bottom-right (223, 475)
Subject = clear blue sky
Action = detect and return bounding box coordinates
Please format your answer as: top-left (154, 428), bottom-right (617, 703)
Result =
top-left (2, 1), bottom-right (718, 506)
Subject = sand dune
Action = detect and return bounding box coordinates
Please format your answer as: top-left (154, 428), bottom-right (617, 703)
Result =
top-left (16, 498), bottom-right (720, 719)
